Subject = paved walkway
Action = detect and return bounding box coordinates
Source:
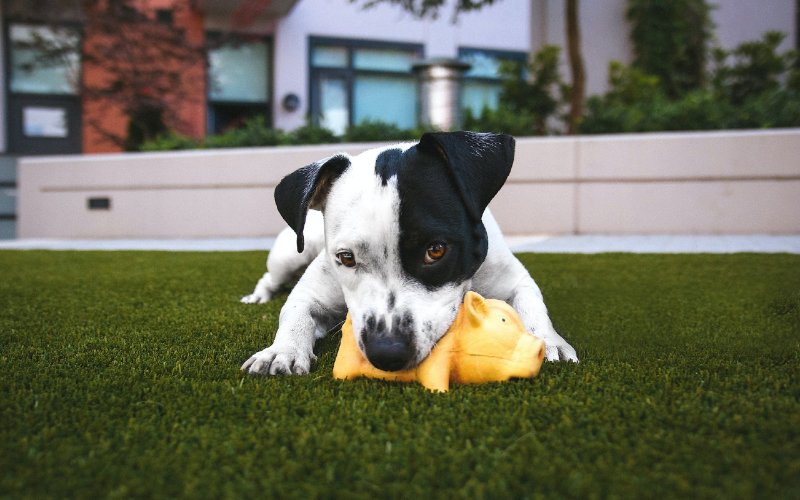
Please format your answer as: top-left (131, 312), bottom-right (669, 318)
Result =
top-left (1, 235), bottom-right (799, 253)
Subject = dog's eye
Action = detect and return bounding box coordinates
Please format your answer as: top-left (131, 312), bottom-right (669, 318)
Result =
top-left (424, 242), bottom-right (447, 265)
top-left (336, 251), bottom-right (356, 268)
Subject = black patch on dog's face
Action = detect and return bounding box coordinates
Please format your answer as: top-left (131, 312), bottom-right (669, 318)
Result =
top-left (392, 146), bottom-right (488, 290)
top-left (375, 148), bottom-right (403, 186)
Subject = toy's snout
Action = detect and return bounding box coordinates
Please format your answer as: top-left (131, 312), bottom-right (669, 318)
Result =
top-left (361, 312), bottom-right (415, 371)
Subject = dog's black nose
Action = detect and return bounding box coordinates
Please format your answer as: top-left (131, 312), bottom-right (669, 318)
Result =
top-left (361, 312), bottom-right (416, 371)
top-left (364, 336), bottom-right (413, 372)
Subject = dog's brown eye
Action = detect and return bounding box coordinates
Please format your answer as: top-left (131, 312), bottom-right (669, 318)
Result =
top-left (337, 251), bottom-right (356, 268)
top-left (424, 242), bottom-right (447, 264)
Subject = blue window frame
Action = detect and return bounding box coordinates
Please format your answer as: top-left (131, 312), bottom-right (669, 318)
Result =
top-left (309, 37), bottom-right (423, 135)
top-left (459, 47), bottom-right (527, 116)
top-left (206, 34), bottom-right (272, 134)
top-left (5, 22), bottom-right (83, 154)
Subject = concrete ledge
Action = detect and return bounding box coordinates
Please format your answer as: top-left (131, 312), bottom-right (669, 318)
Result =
top-left (17, 129), bottom-right (800, 238)
top-left (2, 235), bottom-right (799, 254)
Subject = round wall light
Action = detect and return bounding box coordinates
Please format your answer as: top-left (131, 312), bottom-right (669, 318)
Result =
top-left (282, 93), bottom-right (301, 112)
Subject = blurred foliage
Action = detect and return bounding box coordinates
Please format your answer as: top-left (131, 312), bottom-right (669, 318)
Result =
top-left (464, 45), bottom-right (567, 136)
top-left (580, 32), bottom-right (800, 134)
top-left (350, 0), bottom-right (499, 19)
top-left (626, 0), bottom-right (714, 98)
top-left (139, 131), bottom-right (198, 152)
top-left (286, 124), bottom-right (339, 145)
top-left (204, 116), bottom-right (286, 148)
top-left (711, 31), bottom-right (794, 105)
top-left (140, 116), bottom-right (435, 151)
top-left (343, 120), bottom-right (422, 142)
top-left (125, 104), bottom-right (168, 151)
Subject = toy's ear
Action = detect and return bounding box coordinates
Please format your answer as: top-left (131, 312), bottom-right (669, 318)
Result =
top-left (463, 291), bottom-right (489, 328)
top-left (274, 154), bottom-right (351, 252)
top-left (417, 131), bottom-right (514, 222)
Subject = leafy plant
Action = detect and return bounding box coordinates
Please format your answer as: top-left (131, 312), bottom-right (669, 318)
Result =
top-left (286, 124), bottom-right (339, 145)
top-left (464, 45), bottom-right (568, 135)
top-left (711, 31), bottom-right (793, 105)
top-left (626, 0), bottom-right (714, 98)
top-left (343, 120), bottom-right (420, 143)
top-left (581, 31), bottom-right (800, 134)
top-left (463, 105), bottom-right (540, 137)
top-left (139, 131), bottom-right (200, 152)
top-left (203, 116), bottom-right (287, 148)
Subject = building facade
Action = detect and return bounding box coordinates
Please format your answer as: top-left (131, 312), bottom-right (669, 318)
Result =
top-left (1, 0), bottom-right (797, 156)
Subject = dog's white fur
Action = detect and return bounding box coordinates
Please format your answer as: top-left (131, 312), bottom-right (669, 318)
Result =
top-left (241, 143), bottom-right (578, 375)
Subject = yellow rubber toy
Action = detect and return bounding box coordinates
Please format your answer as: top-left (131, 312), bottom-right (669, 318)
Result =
top-left (333, 291), bottom-right (545, 392)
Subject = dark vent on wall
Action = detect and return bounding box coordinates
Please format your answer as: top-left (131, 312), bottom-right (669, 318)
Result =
top-left (88, 197), bottom-right (111, 210)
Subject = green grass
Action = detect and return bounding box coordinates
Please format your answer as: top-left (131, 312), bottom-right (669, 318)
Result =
top-left (1, 251), bottom-right (798, 498)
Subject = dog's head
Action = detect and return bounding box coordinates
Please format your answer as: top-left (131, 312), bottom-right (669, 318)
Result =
top-left (275, 131), bottom-right (515, 371)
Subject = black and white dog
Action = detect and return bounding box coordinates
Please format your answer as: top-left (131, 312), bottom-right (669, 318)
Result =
top-left (241, 131), bottom-right (577, 376)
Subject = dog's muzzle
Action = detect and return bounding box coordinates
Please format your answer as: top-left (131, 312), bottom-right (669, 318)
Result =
top-left (361, 312), bottom-right (415, 371)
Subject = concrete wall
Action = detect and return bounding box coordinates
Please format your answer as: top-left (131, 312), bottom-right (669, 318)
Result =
top-left (17, 129), bottom-right (800, 239)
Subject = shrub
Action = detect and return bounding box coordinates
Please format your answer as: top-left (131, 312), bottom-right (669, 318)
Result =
top-left (463, 105), bottom-right (541, 137)
top-left (464, 45), bottom-right (568, 135)
top-left (125, 104), bottom-right (170, 151)
top-left (203, 116), bottom-right (288, 148)
top-left (139, 131), bottom-right (200, 151)
top-left (581, 32), bottom-right (800, 134)
top-left (626, 0), bottom-right (714, 98)
top-left (711, 31), bottom-right (792, 106)
top-left (343, 120), bottom-right (420, 143)
top-left (285, 124), bottom-right (339, 145)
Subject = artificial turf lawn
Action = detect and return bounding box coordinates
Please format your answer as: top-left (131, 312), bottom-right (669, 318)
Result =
top-left (0, 251), bottom-right (798, 498)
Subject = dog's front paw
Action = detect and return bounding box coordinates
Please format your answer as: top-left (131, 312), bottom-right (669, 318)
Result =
top-left (240, 345), bottom-right (316, 375)
top-left (536, 331), bottom-right (579, 362)
top-left (241, 290), bottom-right (271, 304)
top-left (544, 342), bottom-right (579, 363)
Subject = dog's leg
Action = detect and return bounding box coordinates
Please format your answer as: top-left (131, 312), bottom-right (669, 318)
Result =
top-left (478, 259), bottom-right (579, 362)
top-left (241, 253), bottom-right (345, 375)
top-left (241, 228), bottom-right (300, 304)
top-left (508, 271), bottom-right (579, 362)
top-left (476, 213), bottom-right (578, 362)
top-left (241, 213), bottom-right (325, 304)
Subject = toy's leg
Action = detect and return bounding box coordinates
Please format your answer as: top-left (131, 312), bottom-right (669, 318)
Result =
top-left (242, 253), bottom-right (346, 375)
top-left (415, 336), bottom-right (454, 392)
top-left (332, 315), bottom-right (364, 380)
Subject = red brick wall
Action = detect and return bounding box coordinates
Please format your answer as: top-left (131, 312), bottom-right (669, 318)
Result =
top-left (81, 0), bottom-right (206, 153)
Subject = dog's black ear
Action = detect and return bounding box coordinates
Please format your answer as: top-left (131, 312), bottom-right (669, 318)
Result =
top-left (274, 154), bottom-right (351, 253)
top-left (417, 131), bottom-right (515, 221)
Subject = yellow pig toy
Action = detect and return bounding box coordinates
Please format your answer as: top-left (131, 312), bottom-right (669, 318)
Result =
top-left (333, 291), bottom-right (546, 392)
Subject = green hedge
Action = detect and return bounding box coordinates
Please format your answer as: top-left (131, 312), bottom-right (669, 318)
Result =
top-left (466, 31), bottom-right (800, 136)
top-left (580, 32), bottom-right (800, 134)
top-left (140, 118), bottom-right (430, 152)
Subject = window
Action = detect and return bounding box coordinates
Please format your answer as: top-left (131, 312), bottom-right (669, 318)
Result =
top-left (207, 36), bottom-right (271, 134)
top-left (459, 48), bottom-right (527, 116)
top-left (310, 38), bottom-right (423, 135)
top-left (7, 23), bottom-right (83, 154)
top-left (9, 24), bottom-right (81, 95)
